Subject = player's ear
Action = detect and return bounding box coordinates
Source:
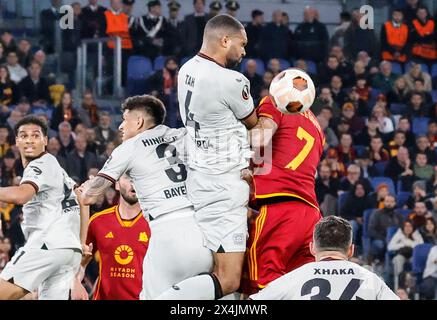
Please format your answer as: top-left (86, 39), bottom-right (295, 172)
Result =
top-left (348, 244), bottom-right (354, 258)
top-left (115, 181), bottom-right (120, 192)
top-left (221, 35), bottom-right (230, 48)
top-left (309, 241), bottom-right (316, 257)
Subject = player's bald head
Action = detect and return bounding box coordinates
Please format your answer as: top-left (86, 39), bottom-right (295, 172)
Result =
top-left (313, 216), bottom-right (352, 255)
top-left (203, 14), bottom-right (245, 44)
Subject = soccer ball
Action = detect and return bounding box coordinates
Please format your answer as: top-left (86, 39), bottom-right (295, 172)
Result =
top-left (269, 68), bottom-right (316, 114)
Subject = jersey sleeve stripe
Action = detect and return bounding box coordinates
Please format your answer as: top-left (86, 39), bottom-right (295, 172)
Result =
top-left (21, 181), bottom-right (39, 193)
top-left (238, 108), bottom-right (256, 121)
top-left (97, 173), bottom-right (116, 185)
top-left (258, 113), bottom-right (274, 120)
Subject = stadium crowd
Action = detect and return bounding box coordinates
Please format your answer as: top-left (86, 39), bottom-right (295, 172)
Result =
top-left (1, 0), bottom-right (437, 299)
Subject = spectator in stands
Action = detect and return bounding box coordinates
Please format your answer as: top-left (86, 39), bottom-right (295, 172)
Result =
top-left (413, 135), bottom-right (436, 164)
top-left (18, 61), bottom-right (51, 106)
top-left (354, 76), bottom-right (372, 105)
top-left (330, 75), bottom-right (347, 107)
top-left (244, 9), bottom-right (264, 59)
top-left (207, 1), bottom-right (222, 20)
top-left (414, 152), bottom-right (433, 180)
top-left (98, 141), bottom-right (115, 168)
top-left (85, 128), bottom-right (99, 155)
top-left (369, 135), bottom-right (390, 163)
top-left (132, 0), bottom-right (166, 60)
top-left (16, 39), bottom-right (32, 69)
top-left (33, 50), bottom-right (56, 81)
top-left (404, 61), bottom-right (432, 91)
top-left (330, 11), bottom-right (352, 47)
top-left (406, 91), bottom-right (428, 117)
top-left (420, 217), bottom-right (437, 244)
top-left (371, 104), bottom-right (395, 134)
top-left (369, 183), bottom-right (390, 209)
top-left (62, 2), bottom-right (82, 90)
top-left (410, 6), bottom-right (437, 66)
top-left (336, 132), bottom-right (356, 167)
top-left (261, 70), bottom-right (274, 91)
top-left (225, 1), bottom-right (239, 18)
top-left (316, 164), bottom-right (340, 216)
top-left (339, 163), bottom-right (366, 192)
top-left (385, 146), bottom-right (414, 187)
top-left (260, 10), bottom-right (290, 61)
top-left (340, 180), bottom-right (373, 245)
top-left (368, 195), bottom-right (404, 262)
top-left (403, 0), bottom-right (422, 26)
top-left (0, 149), bottom-right (19, 187)
top-left (335, 117), bottom-right (352, 138)
top-left (163, 1), bottom-right (182, 57)
top-left (0, 30), bottom-right (17, 54)
top-left (344, 8), bottom-right (378, 60)
top-left (57, 121), bottom-right (75, 157)
top-left (317, 115), bottom-right (338, 149)
top-left (0, 43), bottom-right (5, 65)
top-left (50, 91), bottom-right (81, 131)
top-left (80, 0), bottom-right (107, 40)
top-left (406, 180), bottom-right (427, 209)
top-left (426, 167), bottom-right (437, 194)
top-left (243, 59), bottom-right (263, 102)
top-left (6, 51), bottom-right (27, 84)
top-left (413, 78), bottom-right (433, 105)
top-left (78, 90), bottom-right (99, 128)
top-left (340, 102), bottom-right (364, 135)
top-left (40, 0), bottom-right (61, 54)
top-left (0, 124), bottom-right (11, 158)
top-left (294, 7), bottom-right (328, 64)
top-left (95, 112), bottom-right (116, 154)
top-left (381, 8), bottom-right (409, 64)
top-left (349, 60), bottom-right (368, 89)
top-left (346, 85), bottom-right (369, 117)
top-left (0, 65), bottom-right (18, 106)
top-left (388, 220), bottom-right (424, 288)
top-left (420, 244), bottom-right (437, 299)
top-left (408, 201), bottom-right (431, 229)
top-left (329, 46), bottom-right (353, 82)
top-left (372, 61), bottom-right (399, 94)
top-left (47, 136), bottom-right (67, 169)
top-left (397, 116), bottom-right (416, 147)
top-left (387, 77), bottom-right (411, 105)
top-left (318, 55), bottom-right (343, 86)
top-left (355, 116), bottom-right (381, 146)
top-left (355, 149), bottom-right (377, 178)
top-left (66, 134), bottom-right (98, 184)
top-left (181, 0), bottom-right (207, 57)
top-left (388, 130), bottom-right (407, 157)
top-left (312, 86), bottom-right (340, 116)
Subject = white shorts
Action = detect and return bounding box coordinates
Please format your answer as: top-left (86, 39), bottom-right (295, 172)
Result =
top-left (0, 246), bottom-right (81, 300)
top-left (186, 169), bottom-right (249, 253)
top-left (139, 210), bottom-right (213, 300)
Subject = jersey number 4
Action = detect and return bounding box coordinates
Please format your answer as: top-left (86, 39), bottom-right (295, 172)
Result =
top-left (285, 126), bottom-right (315, 170)
top-left (155, 143), bottom-right (187, 183)
top-left (301, 278), bottom-right (364, 300)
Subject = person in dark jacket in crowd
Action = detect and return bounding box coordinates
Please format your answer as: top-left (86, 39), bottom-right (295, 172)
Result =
top-left (18, 61), bottom-right (51, 106)
top-left (245, 9), bottom-right (264, 59)
top-left (40, 0), bottom-right (61, 54)
top-left (260, 10), bottom-right (290, 61)
top-left (180, 0), bottom-right (207, 57)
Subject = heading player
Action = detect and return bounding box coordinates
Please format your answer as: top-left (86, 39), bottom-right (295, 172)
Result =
top-left (243, 93), bottom-right (324, 294)
top-left (157, 14), bottom-right (258, 300)
top-left (80, 95), bottom-right (212, 299)
top-left (0, 116), bottom-right (86, 300)
top-left (250, 216), bottom-right (399, 300)
top-left (72, 175), bottom-right (150, 300)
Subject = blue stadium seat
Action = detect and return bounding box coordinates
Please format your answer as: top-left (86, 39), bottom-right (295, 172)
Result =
top-left (412, 117), bottom-right (430, 135)
top-left (153, 55), bottom-right (167, 71)
top-left (337, 191), bottom-right (349, 211)
top-left (398, 209), bottom-right (411, 220)
top-left (354, 145), bottom-right (367, 158)
top-left (390, 103), bottom-right (407, 115)
top-left (431, 90), bottom-right (437, 103)
top-left (362, 208), bottom-right (376, 258)
top-left (180, 56), bottom-right (192, 66)
top-left (405, 61), bottom-right (429, 73)
top-left (304, 60), bottom-right (317, 74)
top-left (412, 243), bottom-right (433, 284)
top-left (385, 226), bottom-right (399, 262)
top-left (431, 64), bottom-right (437, 77)
top-left (277, 58), bottom-right (290, 71)
top-left (240, 58), bottom-right (265, 75)
top-left (126, 56), bottom-right (153, 96)
top-left (370, 177), bottom-right (396, 195)
top-left (391, 62), bottom-right (403, 75)
top-left (373, 161), bottom-right (388, 176)
top-left (396, 192), bottom-right (411, 208)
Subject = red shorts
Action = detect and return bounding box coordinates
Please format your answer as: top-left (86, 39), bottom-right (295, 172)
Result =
top-left (242, 200), bottom-right (322, 294)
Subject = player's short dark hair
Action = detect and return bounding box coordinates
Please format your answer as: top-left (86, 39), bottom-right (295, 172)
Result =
top-left (313, 216), bottom-right (352, 254)
top-left (204, 14), bottom-right (244, 38)
top-left (121, 94), bottom-right (166, 125)
top-left (14, 115), bottom-right (48, 137)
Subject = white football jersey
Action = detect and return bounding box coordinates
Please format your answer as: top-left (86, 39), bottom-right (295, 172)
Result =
top-left (98, 125), bottom-right (191, 220)
top-left (178, 54), bottom-right (254, 175)
top-left (20, 153), bottom-right (81, 250)
top-left (250, 260), bottom-right (399, 300)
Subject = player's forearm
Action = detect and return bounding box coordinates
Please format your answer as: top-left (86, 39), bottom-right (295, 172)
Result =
top-left (79, 203), bottom-right (90, 245)
top-left (249, 117), bottom-right (277, 148)
top-left (81, 176), bottom-right (113, 205)
top-left (0, 186), bottom-right (34, 205)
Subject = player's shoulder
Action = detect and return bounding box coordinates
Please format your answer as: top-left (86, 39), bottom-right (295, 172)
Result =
top-left (89, 205), bottom-right (117, 224)
top-left (26, 152), bottom-right (59, 173)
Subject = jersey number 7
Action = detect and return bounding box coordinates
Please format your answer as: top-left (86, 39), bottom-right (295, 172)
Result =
top-left (285, 126), bottom-right (315, 170)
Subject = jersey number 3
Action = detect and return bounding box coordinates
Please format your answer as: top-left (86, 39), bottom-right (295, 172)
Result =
top-left (285, 126), bottom-right (315, 170)
top-left (155, 143), bottom-right (187, 183)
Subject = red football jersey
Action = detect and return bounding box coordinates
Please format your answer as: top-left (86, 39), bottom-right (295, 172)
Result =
top-left (87, 205), bottom-right (150, 300)
top-left (253, 96), bottom-right (325, 209)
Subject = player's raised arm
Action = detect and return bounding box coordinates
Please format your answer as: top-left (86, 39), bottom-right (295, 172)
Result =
top-left (80, 175), bottom-right (114, 205)
top-left (249, 115), bottom-right (278, 149)
top-left (0, 183), bottom-right (36, 205)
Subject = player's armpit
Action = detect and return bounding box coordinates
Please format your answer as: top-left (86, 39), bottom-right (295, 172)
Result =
top-left (249, 116), bottom-right (278, 149)
top-left (80, 176), bottom-right (113, 205)
top-left (0, 183), bottom-right (36, 205)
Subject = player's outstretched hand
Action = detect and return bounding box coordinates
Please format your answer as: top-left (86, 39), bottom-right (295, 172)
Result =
top-left (71, 278), bottom-right (89, 300)
top-left (81, 242), bottom-right (93, 267)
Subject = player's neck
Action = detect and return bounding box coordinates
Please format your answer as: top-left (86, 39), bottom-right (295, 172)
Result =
top-left (316, 251), bottom-right (348, 261)
top-left (118, 200), bottom-right (141, 220)
top-left (198, 48), bottom-right (226, 67)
